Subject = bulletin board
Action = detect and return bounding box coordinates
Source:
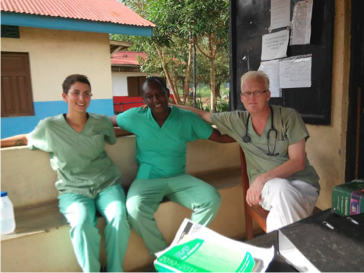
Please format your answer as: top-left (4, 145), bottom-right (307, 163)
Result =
top-left (228, 0), bottom-right (335, 125)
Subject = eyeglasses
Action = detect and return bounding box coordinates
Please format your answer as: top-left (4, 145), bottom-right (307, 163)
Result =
top-left (68, 91), bottom-right (93, 98)
top-left (241, 90), bottom-right (268, 97)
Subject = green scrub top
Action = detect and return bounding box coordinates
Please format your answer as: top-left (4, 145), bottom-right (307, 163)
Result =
top-left (211, 105), bottom-right (320, 191)
top-left (116, 106), bottom-right (213, 179)
top-left (27, 113), bottom-right (121, 198)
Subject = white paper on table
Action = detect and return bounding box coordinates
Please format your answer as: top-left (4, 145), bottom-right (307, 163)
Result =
top-left (261, 29), bottom-right (290, 61)
top-left (258, 60), bottom-right (281, 98)
top-left (156, 219), bottom-right (274, 273)
top-left (290, 0), bottom-right (313, 45)
top-left (270, 0), bottom-right (291, 31)
top-left (279, 55), bottom-right (312, 88)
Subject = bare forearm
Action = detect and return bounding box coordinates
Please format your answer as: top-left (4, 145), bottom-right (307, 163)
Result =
top-left (1, 135), bottom-right (28, 148)
top-left (257, 139), bottom-right (306, 184)
top-left (174, 105), bottom-right (212, 123)
top-left (208, 128), bottom-right (236, 143)
top-left (260, 158), bottom-right (305, 183)
top-left (109, 116), bottom-right (118, 126)
top-left (247, 139), bottom-right (306, 206)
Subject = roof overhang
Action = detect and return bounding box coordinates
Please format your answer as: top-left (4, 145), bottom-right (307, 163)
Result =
top-left (1, 12), bottom-right (153, 37)
top-left (110, 40), bottom-right (133, 56)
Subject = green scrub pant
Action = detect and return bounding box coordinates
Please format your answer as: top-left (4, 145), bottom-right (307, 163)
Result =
top-left (126, 174), bottom-right (221, 256)
top-left (58, 184), bottom-right (130, 272)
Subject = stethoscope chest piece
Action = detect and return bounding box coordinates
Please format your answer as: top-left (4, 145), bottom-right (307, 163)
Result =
top-left (243, 135), bottom-right (251, 143)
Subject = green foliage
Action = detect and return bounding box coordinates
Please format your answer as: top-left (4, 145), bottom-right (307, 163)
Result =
top-left (112, 0), bottom-right (230, 105)
top-left (215, 96), bottom-right (229, 112)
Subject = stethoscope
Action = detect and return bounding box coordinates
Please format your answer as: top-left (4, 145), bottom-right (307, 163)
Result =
top-left (242, 105), bottom-right (279, 156)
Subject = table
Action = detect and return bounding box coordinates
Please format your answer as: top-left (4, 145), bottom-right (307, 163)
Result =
top-left (245, 209), bottom-right (364, 272)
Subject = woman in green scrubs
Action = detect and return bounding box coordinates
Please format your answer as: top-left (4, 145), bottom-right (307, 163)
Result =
top-left (1, 74), bottom-right (130, 272)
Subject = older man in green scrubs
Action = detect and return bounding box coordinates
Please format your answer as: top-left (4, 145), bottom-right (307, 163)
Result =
top-left (110, 77), bottom-right (234, 256)
top-left (177, 71), bottom-right (320, 232)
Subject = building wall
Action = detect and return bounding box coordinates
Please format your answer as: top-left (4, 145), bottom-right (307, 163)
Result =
top-left (1, 27), bottom-right (114, 138)
top-left (112, 71), bottom-right (149, 96)
top-left (305, 1), bottom-right (351, 209)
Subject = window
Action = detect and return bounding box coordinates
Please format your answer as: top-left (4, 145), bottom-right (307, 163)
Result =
top-left (127, 76), bottom-right (146, 97)
top-left (1, 52), bottom-right (34, 117)
top-left (1, 26), bottom-right (20, 39)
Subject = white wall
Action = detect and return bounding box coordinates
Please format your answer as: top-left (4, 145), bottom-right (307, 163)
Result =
top-left (1, 27), bottom-right (112, 101)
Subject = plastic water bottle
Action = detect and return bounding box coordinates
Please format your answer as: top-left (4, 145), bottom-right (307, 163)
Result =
top-left (0, 191), bottom-right (16, 234)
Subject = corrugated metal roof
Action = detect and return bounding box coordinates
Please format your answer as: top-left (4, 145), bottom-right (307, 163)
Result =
top-left (1, 0), bottom-right (155, 27)
top-left (111, 51), bottom-right (147, 66)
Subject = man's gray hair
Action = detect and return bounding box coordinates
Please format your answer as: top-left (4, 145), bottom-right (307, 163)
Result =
top-left (240, 71), bottom-right (270, 92)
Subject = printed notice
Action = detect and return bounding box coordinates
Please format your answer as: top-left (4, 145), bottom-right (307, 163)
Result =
top-left (270, 0), bottom-right (291, 30)
top-left (261, 29), bottom-right (289, 61)
top-left (279, 55), bottom-right (312, 88)
top-left (291, 0), bottom-right (313, 45)
top-left (258, 60), bottom-right (281, 98)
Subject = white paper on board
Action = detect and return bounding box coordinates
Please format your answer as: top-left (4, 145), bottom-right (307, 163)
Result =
top-left (290, 0), bottom-right (313, 45)
top-left (279, 55), bottom-right (312, 88)
top-left (258, 60), bottom-right (281, 98)
top-left (270, 0), bottom-right (291, 30)
top-left (261, 29), bottom-right (289, 61)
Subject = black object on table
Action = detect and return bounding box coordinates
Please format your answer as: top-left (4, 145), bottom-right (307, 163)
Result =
top-left (245, 209), bottom-right (364, 272)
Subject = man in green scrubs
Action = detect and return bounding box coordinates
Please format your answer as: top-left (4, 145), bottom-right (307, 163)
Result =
top-left (110, 77), bottom-right (234, 256)
top-left (177, 71), bottom-right (320, 232)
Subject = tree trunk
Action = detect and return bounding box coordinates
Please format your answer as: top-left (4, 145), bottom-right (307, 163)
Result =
top-left (216, 81), bottom-right (221, 97)
top-left (183, 37), bottom-right (193, 103)
top-left (210, 57), bottom-right (216, 112)
top-left (155, 45), bottom-right (181, 104)
top-left (196, 75), bottom-right (201, 87)
top-left (173, 76), bottom-right (179, 100)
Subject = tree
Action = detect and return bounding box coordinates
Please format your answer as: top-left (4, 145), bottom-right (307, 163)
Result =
top-left (187, 0), bottom-right (229, 111)
top-left (113, 0), bottom-right (229, 110)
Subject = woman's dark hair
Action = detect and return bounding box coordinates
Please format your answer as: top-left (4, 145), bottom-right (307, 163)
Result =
top-left (62, 74), bottom-right (91, 94)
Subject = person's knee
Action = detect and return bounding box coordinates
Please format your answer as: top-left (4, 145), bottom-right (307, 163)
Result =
top-left (126, 196), bottom-right (143, 220)
top-left (67, 210), bottom-right (94, 228)
top-left (268, 178), bottom-right (291, 195)
top-left (204, 189), bottom-right (221, 211)
top-left (103, 201), bottom-right (127, 220)
top-left (106, 210), bottom-right (129, 226)
top-left (212, 191), bottom-right (222, 210)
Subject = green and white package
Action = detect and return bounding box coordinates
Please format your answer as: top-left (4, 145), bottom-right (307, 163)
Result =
top-left (154, 238), bottom-right (255, 272)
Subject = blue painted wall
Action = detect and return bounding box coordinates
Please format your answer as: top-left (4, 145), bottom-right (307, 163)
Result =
top-left (1, 99), bottom-right (114, 139)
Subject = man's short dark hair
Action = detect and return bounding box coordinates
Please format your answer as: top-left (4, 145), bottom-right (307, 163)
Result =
top-left (142, 77), bottom-right (167, 94)
top-left (62, 74), bottom-right (91, 94)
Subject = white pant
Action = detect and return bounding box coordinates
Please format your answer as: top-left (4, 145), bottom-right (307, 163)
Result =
top-left (260, 178), bottom-right (319, 233)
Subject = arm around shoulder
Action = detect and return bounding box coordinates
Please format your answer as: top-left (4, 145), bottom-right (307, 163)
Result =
top-left (174, 105), bottom-right (212, 123)
top-left (1, 134), bottom-right (28, 148)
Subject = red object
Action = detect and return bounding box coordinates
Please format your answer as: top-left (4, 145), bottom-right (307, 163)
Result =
top-left (1, 0), bottom-right (155, 27)
top-left (113, 95), bottom-right (176, 113)
top-left (111, 51), bottom-right (147, 66)
top-left (113, 96), bottom-right (144, 113)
